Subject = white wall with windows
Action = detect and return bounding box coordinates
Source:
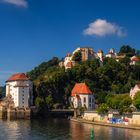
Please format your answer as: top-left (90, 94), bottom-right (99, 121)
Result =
top-left (6, 80), bottom-right (33, 108)
top-left (71, 94), bottom-right (95, 110)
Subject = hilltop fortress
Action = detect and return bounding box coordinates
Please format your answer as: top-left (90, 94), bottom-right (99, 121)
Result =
top-left (59, 47), bottom-right (140, 70)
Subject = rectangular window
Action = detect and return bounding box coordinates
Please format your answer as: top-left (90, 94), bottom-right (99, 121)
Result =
top-left (89, 97), bottom-right (91, 103)
top-left (84, 97), bottom-right (86, 103)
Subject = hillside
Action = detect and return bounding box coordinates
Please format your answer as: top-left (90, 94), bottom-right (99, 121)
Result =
top-left (27, 53), bottom-right (140, 110)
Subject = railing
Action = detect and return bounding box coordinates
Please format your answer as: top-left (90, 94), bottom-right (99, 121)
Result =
top-left (14, 84), bottom-right (29, 87)
top-left (51, 109), bottom-right (74, 112)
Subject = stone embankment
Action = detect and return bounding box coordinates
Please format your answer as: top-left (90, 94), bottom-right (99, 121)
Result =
top-left (71, 111), bottom-right (140, 130)
top-left (71, 118), bottom-right (140, 130)
top-left (0, 106), bottom-right (31, 119)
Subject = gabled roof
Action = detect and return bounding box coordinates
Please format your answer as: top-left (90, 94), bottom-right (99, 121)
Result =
top-left (71, 83), bottom-right (92, 96)
top-left (6, 73), bottom-right (29, 82)
top-left (66, 53), bottom-right (71, 57)
top-left (131, 57), bottom-right (140, 62)
top-left (97, 49), bottom-right (103, 53)
top-left (136, 84), bottom-right (140, 89)
top-left (66, 61), bottom-right (73, 68)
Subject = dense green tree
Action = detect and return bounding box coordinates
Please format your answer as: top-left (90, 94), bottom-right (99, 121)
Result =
top-left (119, 45), bottom-right (135, 57)
top-left (136, 50), bottom-right (140, 56)
top-left (72, 51), bottom-right (82, 62)
top-left (27, 57), bottom-right (59, 80)
top-left (97, 103), bottom-right (109, 114)
top-left (27, 46), bottom-right (140, 111)
top-left (119, 57), bottom-right (130, 65)
top-left (35, 96), bottom-right (48, 117)
top-left (95, 91), bottom-right (108, 104)
top-left (0, 86), bottom-right (6, 98)
top-left (45, 95), bottom-right (53, 109)
top-left (133, 91), bottom-right (140, 109)
top-left (35, 97), bottom-right (43, 108)
top-left (105, 94), bottom-right (132, 114)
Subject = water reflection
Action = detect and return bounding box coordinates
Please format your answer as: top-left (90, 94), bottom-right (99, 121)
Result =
top-left (69, 120), bottom-right (140, 140)
top-left (0, 119), bottom-right (140, 140)
top-left (0, 120), bottom-right (31, 140)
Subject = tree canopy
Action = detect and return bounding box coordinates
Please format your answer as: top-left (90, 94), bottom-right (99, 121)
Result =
top-left (27, 57), bottom-right (59, 80)
top-left (27, 56), bottom-right (140, 110)
top-left (105, 94), bottom-right (132, 114)
top-left (133, 91), bottom-right (140, 109)
top-left (72, 51), bottom-right (82, 62)
top-left (119, 45), bottom-right (135, 57)
top-left (27, 46), bottom-right (140, 112)
top-left (0, 86), bottom-right (6, 99)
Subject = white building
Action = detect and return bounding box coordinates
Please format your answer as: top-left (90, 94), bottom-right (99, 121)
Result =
top-left (105, 48), bottom-right (117, 58)
top-left (130, 84), bottom-right (140, 99)
top-left (64, 53), bottom-right (75, 69)
top-left (130, 56), bottom-right (140, 65)
top-left (71, 83), bottom-right (95, 110)
top-left (64, 53), bottom-right (73, 69)
top-left (62, 47), bottom-right (106, 70)
top-left (73, 47), bottom-right (97, 61)
top-left (6, 73), bottom-right (33, 108)
top-left (97, 49), bottom-right (104, 62)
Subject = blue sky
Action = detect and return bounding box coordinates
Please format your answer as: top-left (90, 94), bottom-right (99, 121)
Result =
top-left (0, 0), bottom-right (140, 85)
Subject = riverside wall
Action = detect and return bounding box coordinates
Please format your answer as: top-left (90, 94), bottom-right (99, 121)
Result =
top-left (0, 106), bottom-right (31, 120)
top-left (82, 111), bottom-right (140, 126)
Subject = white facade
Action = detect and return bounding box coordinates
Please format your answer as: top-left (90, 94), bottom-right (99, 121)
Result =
top-left (97, 50), bottom-right (103, 62)
top-left (105, 48), bottom-right (117, 58)
top-left (130, 56), bottom-right (140, 65)
top-left (130, 84), bottom-right (140, 99)
top-left (63, 47), bottom-right (104, 70)
top-left (72, 47), bottom-right (97, 61)
top-left (71, 94), bottom-right (95, 111)
top-left (6, 80), bottom-right (33, 108)
top-left (64, 55), bottom-right (72, 66)
top-left (63, 53), bottom-right (75, 69)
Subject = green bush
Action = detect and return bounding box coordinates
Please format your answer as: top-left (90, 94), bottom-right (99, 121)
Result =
top-left (133, 91), bottom-right (140, 109)
top-left (97, 103), bottom-right (109, 114)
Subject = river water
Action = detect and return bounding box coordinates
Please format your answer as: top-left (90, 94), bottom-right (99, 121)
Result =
top-left (0, 118), bottom-right (140, 140)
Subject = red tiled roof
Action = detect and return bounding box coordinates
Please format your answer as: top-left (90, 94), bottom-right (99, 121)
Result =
top-left (6, 73), bottom-right (29, 82)
top-left (131, 57), bottom-right (140, 61)
top-left (136, 84), bottom-right (140, 89)
top-left (66, 53), bottom-right (71, 57)
top-left (109, 52), bottom-right (115, 55)
top-left (66, 62), bottom-right (73, 68)
top-left (97, 49), bottom-right (103, 53)
top-left (71, 83), bottom-right (92, 96)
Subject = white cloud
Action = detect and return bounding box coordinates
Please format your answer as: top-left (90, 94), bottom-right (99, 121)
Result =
top-left (84, 19), bottom-right (126, 37)
top-left (2, 0), bottom-right (28, 8)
